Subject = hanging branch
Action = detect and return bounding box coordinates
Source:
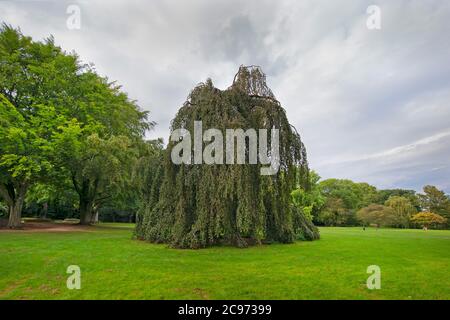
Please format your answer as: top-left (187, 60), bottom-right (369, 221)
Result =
top-left (135, 66), bottom-right (319, 248)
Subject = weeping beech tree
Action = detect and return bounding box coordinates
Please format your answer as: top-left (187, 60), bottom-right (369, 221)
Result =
top-left (136, 66), bottom-right (319, 248)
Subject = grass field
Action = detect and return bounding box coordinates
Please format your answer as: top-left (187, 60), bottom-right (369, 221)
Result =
top-left (0, 224), bottom-right (449, 300)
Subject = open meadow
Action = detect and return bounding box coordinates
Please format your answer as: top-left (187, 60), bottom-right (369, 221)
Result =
top-left (1, 224), bottom-right (449, 300)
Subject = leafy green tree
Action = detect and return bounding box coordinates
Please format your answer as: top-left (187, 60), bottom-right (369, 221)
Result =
top-left (51, 72), bottom-right (151, 225)
top-left (0, 93), bottom-right (65, 227)
top-left (25, 183), bottom-right (55, 218)
top-left (54, 130), bottom-right (139, 224)
top-left (357, 204), bottom-right (396, 227)
top-left (319, 179), bottom-right (378, 210)
top-left (291, 170), bottom-right (325, 221)
top-left (410, 212), bottom-right (447, 229)
top-left (315, 197), bottom-right (347, 226)
top-left (0, 25), bottom-right (151, 225)
top-left (91, 139), bottom-right (164, 224)
top-left (319, 179), bottom-right (358, 209)
top-left (384, 196), bottom-right (417, 228)
top-left (136, 66), bottom-right (319, 248)
top-left (418, 186), bottom-right (450, 226)
top-left (377, 189), bottom-right (420, 210)
top-left (316, 179), bottom-right (378, 226)
top-left (25, 179), bottom-right (78, 220)
top-left (0, 25), bottom-right (81, 227)
top-left (356, 182), bottom-right (380, 209)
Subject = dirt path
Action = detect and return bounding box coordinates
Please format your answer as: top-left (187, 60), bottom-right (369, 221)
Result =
top-left (0, 222), bottom-right (95, 233)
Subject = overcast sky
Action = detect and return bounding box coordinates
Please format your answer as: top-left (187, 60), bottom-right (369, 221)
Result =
top-left (1, 0), bottom-right (450, 192)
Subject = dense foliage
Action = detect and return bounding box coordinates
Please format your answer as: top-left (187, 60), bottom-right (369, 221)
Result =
top-left (301, 174), bottom-right (449, 229)
top-left (0, 25), bottom-right (151, 227)
top-left (135, 66), bottom-right (319, 248)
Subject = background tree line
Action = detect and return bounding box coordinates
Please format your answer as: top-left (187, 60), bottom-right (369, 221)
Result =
top-left (291, 171), bottom-right (450, 230)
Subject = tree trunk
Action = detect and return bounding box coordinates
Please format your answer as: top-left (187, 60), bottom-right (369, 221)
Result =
top-left (91, 206), bottom-right (99, 224)
top-left (0, 182), bottom-right (27, 229)
top-left (41, 202), bottom-right (48, 219)
top-left (8, 200), bottom-right (23, 228)
top-left (72, 175), bottom-right (98, 225)
top-left (79, 198), bottom-right (93, 225)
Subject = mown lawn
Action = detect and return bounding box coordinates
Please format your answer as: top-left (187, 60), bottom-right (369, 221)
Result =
top-left (0, 224), bottom-right (449, 300)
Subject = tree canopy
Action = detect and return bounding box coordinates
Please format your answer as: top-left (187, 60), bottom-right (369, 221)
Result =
top-left (357, 204), bottom-right (395, 227)
top-left (135, 66), bottom-right (319, 248)
top-left (0, 24), bottom-right (151, 227)
top-left (418, 185), bottom-right (450, 226)
top-left (384, 196), bottom-right (417, 228)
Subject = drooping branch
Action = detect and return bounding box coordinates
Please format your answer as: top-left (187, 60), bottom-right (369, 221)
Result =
top-left (136, 66), bottom-right (319, 248)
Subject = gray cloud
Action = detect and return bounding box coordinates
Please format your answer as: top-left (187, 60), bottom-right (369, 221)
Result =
top-left (1, 0), bottom-right (449, 192)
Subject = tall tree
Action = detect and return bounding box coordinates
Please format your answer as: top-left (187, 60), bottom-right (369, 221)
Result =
top-left (0, 25), bottom-right (151, 225)
top-left (418, 185), bottom-right (450, 226)
top-left (0, 93), bottom-right (65, 227)
top-left (52, 71), bottom-right (151, 225)
top-left (0, 25), bottom-right (76, 227)
top-left (136, 66), bottom-right (319, 248)
top-left (384, 196), bottom-right (417, 228)
top-left (316, 178), bottom-right (378, 226)
top-left (53, 126), bottom-right (144, 224)
top-left (377, 189), bottom-right (420, 210)
top-left (319, 179), bottom-right (378, 211)
top-left (316, 197), bottom-right (348, 226)
top-left (357, 204), bottom-right (396, 227)
top-left (0, 93), bottom-right (32, 227)
top-left (291, 170), bottom-right (325, 222)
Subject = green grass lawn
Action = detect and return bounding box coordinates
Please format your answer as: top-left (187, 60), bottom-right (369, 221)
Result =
top-left (0, 224), bottom-right (449, 300)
